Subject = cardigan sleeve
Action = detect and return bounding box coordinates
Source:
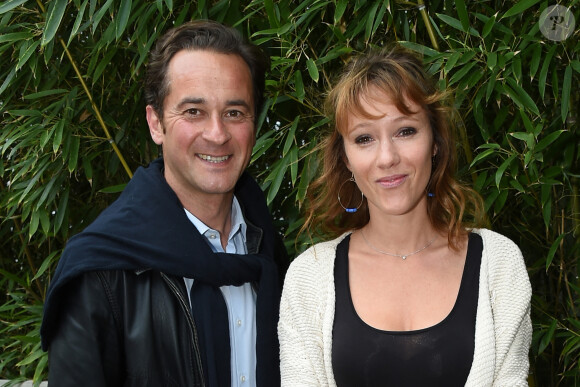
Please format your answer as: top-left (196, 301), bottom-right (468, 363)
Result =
top-left (482, 230), bottom-right (533, 386)
top-left (279, 243), bottom-right (337, 387)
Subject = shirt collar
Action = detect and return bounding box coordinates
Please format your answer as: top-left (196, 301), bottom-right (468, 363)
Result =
top-left (183, 196), bottom-right (247, 244)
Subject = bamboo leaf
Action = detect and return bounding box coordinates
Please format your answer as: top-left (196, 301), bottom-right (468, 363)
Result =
top-left (99, 183), bottom-right (127, 193)
top-left (29, 209), bottom-right (40, 239)
top-left (437, 13), bottom-right (479, 36)
top-left (437, 13), bottom-right (463, 31)
top-left (561, 65), bottom-right (571, 123)
top-left (455, 0), bottom-right (470, 32)
top-left (23, 89), bottom-right (68, 100)
top-left (494, 190), bottom-right (509, 214)
top-left (470, 148), bottom-right (497, 168)
top-left (92, 0), bottom-right (114, 32)
top-left (334, 0), bottom-right (348, 24)
top-left (283, 116), bottom-right (299, 156)
top-left (398, 41), bottom-right (439, 57)
top-left (535, 130), bottom-right (565, 153)
top-left (116, 0), bottom-right (132, 39)
top-left (68, 0), bottom-right (89, 44)
top-left (39, 209), bottom-right (50, 234)
top-left (0, 31), bottom-right (33, 43)
top-left (293, 70), bottom-right (305, 102)
top-left (42, 0), bottom-right (68, 47)
top-left (495, 154), bottom-right (516, 188)
top-left (317, 46), bottom-right (352, 64)
top-left (538, 318), bottom-right (558, 354)
top-left (506, 78), bottom-right (540, 116)
top-left (264, 0), bottom-right (279, 28)
top-left (52, 120), bottom-right (65, 154)
top-left (510, 131), bottom-right (534, 148)
top-left (542, 198), bottom-right (552, 229)
top-left (92, 49), bottom-right (117, 83)
top-left (481, 14), bottom-right (495, 37)
top-left (529, 44), bottom-right (541, 80)
top-left (444, 51), bottom-right (461, 74)
top-left (364, 1), bottom-right (379, 41)
top-left (54, 188), bottom-right (69, 233)
top-left (252, 138), bottom-right (275, 163)
top-left (306, 58), bottom-right (319, 83)
top-left (16, 40), bottom-right (40, 71)
top-left (0, 0), bottom-right (27, 14)
top-left (68, 136), bottom-right (80, 172)
top-left (487, 52), bottom-right (497, 70)
top-left (502, 0), bottom-right (542, 19)
top-left (290, 147), bottom-right (298, 185)
top-left (266, 158), bottom-right (289, 205)
top-left (539, 45), bottom-right (557, 100)
top-left (449, 62), bottom-right (477, 86)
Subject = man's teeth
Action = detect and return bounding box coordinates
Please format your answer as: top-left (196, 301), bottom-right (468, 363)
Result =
top-left (199, 154), bottom-right (229, 163)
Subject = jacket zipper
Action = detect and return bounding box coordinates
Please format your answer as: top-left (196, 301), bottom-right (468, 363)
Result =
top-left (161, 272), bottom-right (206, 387)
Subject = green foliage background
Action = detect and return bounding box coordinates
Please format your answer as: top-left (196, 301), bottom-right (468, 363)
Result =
top-left (0, 0), bottom-right (578, 385)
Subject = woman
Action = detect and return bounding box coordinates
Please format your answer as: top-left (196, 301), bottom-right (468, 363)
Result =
top-left (278, 47), bottom-right (532, 386)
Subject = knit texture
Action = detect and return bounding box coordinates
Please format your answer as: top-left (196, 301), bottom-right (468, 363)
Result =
top-left (279, 228), bottom-right (532, 386)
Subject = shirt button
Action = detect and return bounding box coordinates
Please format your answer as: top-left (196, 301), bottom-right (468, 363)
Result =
top-left (237, 319), bottom-right (242, 326)
top-left (241, 375), bottom-right (246, 383)
top-left (208, 234), bottom-right (217, 239)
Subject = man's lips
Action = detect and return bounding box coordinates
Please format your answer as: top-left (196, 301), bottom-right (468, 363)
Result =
top-left (197, 154), bottom-right (231, 163)
top-left (377, 174), bottom-right (407, 188)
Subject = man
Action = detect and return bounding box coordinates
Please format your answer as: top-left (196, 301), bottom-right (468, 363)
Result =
top-left (40, 20), bottom-right (287, 387)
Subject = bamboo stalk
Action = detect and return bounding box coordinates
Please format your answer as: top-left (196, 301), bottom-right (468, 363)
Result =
top-left (35, 0), bottom-right (133, 179)
top-left (417, 0), bottom-right (439, 51)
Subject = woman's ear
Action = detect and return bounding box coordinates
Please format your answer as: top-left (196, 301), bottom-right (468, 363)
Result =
top-left (432, 143), bottom-right (439, 157)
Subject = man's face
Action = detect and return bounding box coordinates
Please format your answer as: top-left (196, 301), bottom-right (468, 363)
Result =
top-left (146, 50), bottom-right (255, 206)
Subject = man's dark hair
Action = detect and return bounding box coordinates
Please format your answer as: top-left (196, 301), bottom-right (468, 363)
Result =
top-left (144, 20), bottom-right (270, 121)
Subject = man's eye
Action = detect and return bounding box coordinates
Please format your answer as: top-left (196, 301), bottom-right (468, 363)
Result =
top-left (355, 135), bottom-right (373, 144)
top-left (185, 108), bottom-right (201, 116)
top-left (224, 110), bottom-right (249, 122)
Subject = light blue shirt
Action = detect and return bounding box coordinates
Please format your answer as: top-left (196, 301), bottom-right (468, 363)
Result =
top-left (183, 197), bottom-right (257, 387)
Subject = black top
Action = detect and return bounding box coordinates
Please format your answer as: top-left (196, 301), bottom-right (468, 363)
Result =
top-left (332, 233), bottom-right (483, 387)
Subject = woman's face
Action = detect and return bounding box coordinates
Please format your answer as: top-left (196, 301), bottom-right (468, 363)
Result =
top-left (343, 86), bottom-right (436, 220)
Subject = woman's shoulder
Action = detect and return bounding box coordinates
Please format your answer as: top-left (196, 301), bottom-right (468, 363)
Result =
top-left (471, 228), bottom-right (521, 255)
top-left (471, 228), bottom-right (529, 285)
top-left (285, 232), bottom-right (351, 278)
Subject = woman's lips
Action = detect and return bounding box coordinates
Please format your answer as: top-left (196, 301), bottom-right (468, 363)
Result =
top-left (377, 174), bottom-right (407, 188)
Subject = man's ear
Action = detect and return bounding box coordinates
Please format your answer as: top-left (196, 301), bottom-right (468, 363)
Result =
top-left (146, 105), bottom-right (164, 145)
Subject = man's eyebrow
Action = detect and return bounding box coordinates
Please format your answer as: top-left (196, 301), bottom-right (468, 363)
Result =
top-left (176, 97), bottom-right (205, 109)
top-left (225, 99), bottom-right (252, 110)
top-left (175, 98), bottom-right (252, 111)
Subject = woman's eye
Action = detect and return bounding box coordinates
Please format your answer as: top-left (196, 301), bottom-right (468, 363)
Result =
top-left (398, 127), bottom-right (417, 137)
top-left (355, 135), bottom-right (373, 144)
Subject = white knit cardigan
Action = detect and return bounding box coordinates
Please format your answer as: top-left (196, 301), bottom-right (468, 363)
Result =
top-left (279, 228), bottom-right (532, 386)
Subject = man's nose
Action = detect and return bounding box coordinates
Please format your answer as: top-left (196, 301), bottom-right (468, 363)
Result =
top-left (203, 114), bottom-right (231, 144)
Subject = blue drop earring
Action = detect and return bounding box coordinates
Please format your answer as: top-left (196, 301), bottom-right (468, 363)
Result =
top-left (338, 174), bottom-right (364, 213)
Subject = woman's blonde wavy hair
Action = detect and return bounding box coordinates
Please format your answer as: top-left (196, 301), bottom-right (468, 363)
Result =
top-left (303, 46), bottom-right (488, 250)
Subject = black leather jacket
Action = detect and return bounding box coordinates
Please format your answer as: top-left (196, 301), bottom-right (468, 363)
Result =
top-left (47, 222), bottom-right (287, 386)
top-left (43, 161), bottom-right (287, 386)
top-left (48, 269), bottom-right (205, 386)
